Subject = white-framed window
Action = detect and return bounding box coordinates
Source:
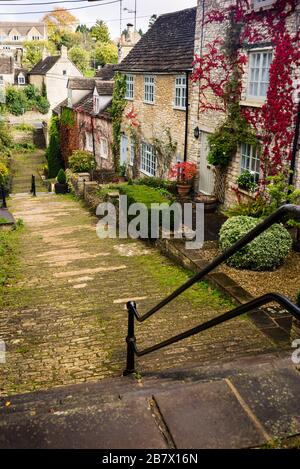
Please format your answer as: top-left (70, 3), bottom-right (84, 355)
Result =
top-left (32, 36), bottom-right (40, 41)
top-left (125, 74), bottom-right (134, 100)
top-left (247, 50), bottom-right (273, 99)
top-left (100, 137), bottom-right (108, 159)
top-left (18, 74), bottom-right (25, 85)
top-left (130, 141), bottom-right (135, 166)
top-left (253, 0), bottom-right (274, 10)
top-left (141, 142), bottom-right (156, 176)
top-left (0, 75), bottom-right (3, 85)
top-left (85, 132), bottom-right (94, 152)
top-left (12, 35), bottom-right (19, 41)
top-left (174, 75), bottom-right (187, 109)
top-left (94, 95), bottom-right (100, 114)
top-left (144, 75), bottom-right (155, 104)
top-left (240, 143), bottom-right (260, 183)
top-left (63, 70), bottom-right (67, 76)
top-left (3, 45), bottom-right (10, 50)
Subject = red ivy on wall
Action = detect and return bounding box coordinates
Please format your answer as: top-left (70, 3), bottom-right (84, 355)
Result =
top-left (191, 0), bottom-right (300, 177)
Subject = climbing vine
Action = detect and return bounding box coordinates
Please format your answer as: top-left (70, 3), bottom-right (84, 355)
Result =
top-left (110, 72), bottom-right (126, 173)
top-left (191, 0), bottom-right (300, 177)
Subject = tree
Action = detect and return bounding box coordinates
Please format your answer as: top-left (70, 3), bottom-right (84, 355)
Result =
top-left (46, 115), bottom-right (64, 178)
top-left (69, 46), bottom-right (90, 73)
top-left (138, 28), bottom-right (144, 37)
top-left (43, 7), bottom-right (78, 31)
top-left (23, 40), bottom-right (56, 70)
top-left (91, 20), bottom-right (110, 43)
top-left (76, 24), bottom-right (90, 34)
top-left (95, 42), bottom-right (118, 66)
top-left (149, 14), bottom-right (157, 29)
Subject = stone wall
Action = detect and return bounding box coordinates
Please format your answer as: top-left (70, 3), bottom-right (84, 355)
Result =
top-left (77, 112), bottom-right (114, 172)
top-left (121, 73), bottom-right (192, 178)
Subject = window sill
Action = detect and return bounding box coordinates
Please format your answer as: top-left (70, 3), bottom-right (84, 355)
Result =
top-left (173, 106), bottom-right (186, 112)
top-left (143, 101), bottom-right (155, 106)
top-left (140, 169), bottom-right (155, 177)
top-left (240, 100), bottom-right (265, 108)
top-left (236, 186), bottom-right (257, 199)
top-left (125, 97), bottom-right (134, 101)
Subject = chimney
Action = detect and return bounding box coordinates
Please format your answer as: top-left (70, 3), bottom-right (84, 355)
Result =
top-left (127, 23), bottom-right (134, 42)
top-left (60, 45), bottom-right (68, 59)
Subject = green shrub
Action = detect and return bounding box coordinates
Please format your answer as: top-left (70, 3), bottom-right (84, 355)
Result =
top-left (56, 169), bottom-right (66, 184)
top-left (35, 96), bottom-right (50, 114)
top-left (118, 184), bottom-right (174, 207)
top-left (219, 216), bottom-right (292, 271)
top-left (46, 116), bottom-right (64, 178)
top-left (5, 86), bottom-right (29, 115)
top-left (68, 150), bottom-right (96, 173)
top-left (0, 161), bottom-right (9, 186)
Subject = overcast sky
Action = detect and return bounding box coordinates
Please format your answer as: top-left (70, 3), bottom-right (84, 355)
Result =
top-left (0, 0), bottom-right (197, 39)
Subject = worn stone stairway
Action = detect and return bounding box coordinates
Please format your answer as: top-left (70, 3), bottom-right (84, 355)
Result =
top-left (1, 352), bottom-right (299, 449)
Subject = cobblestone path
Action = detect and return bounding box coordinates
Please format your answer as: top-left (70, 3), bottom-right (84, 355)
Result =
top-left (0, 191), bottom-right (277, 396)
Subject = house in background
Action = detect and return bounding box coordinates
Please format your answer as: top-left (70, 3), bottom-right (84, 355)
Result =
top-left (118, 23), bottom-right (141, 63)
top-left (116, 8), bottom-right (197, 179)
top-left (95, 63), bottom-right (115, 81)
top-left (0, 22), bottom-right (46, 65)
top-left (0, 56), bottom-right (14, 86)
top-left (29, 46), bottom-right (82, 117)
top-left (54, 77), bottom-right (114, 171)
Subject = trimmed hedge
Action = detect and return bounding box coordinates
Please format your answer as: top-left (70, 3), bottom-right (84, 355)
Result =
top-left (219, 216), bottom-right (292, 271)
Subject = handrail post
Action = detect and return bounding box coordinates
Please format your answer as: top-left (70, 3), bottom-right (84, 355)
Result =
top-left (1, 185), bottom-right (7, 209)
top-left (31, 175), bottom-right (36, 197)
top-left (123, 301), bottom-right (137, 376)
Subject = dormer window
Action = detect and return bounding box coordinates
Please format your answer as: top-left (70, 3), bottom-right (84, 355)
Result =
top-left (32, 36), bottom-right (40, 41)
top-left (94, 95), bottom-right (100, 114)
top-left (18, 73), bottom-right (25, 85)
top-left (12, 35), bottom-right (20, 41)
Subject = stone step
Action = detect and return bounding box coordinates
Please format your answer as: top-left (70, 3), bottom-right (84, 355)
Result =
top-left (1, 353), bottom-right (299, 448)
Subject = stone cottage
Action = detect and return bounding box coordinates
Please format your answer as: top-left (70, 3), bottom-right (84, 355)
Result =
top-left (116, 7), bottom-right (197, 179)
top-left (29, 46), bottom-right (82, 117)
top-left (54, 77), bottom-right (114, 171)
top-left (187, 0), bottom-right (300, 206)
top-left (0, 56), bottom-right (14, 87)
top-left (0, 21), bottom-right (46, 65)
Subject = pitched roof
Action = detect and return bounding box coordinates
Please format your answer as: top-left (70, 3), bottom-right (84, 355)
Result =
top-left (95, 64), bottom-right (116, 81)
top-left (74, 93), bottom-right (112, 119)
top-left (68, 77), bottom-right (95, 90)
top-left (53, 98), bottom-right (68, 116)
top-left (116, 7), bottom-right (197, 73)
top-left (94, 80), bottom-right (114, 96)
top-left (29, 56), bottom-right (60, 75)
top-left (0, 56), bottom-right (14, 74)
top-left (0, 21), bottom-right (45, 36)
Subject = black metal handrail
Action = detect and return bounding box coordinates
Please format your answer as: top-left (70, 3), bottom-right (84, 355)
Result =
top-left (123, 204), bottom-right (300, 375)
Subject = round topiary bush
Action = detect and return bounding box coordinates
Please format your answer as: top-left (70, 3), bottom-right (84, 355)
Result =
top-left (219, 216), bottom-right (292, 271)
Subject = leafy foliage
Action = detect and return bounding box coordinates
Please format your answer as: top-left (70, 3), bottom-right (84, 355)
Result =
top-left (4, 85), bottom-right (49, 116)
top-left (69, 46), bottom-right (90, 73)
top-left (219, 216), bottom-right (292, 271)
top-left (133, 176), bottom-right (177, 193)
top-left (56, 168), bottom-right (66, 184)
top-left (95, 42), bottom-right (118, 66)
top-left (236, 170), bottom-right (257, 192)
top-left (22, 40), bottom-right (56, 70)
top-left (110, 72), bottom-right (126, 173)
top-left (91, 20), bottom-right (111, 43)
top-left (68, 150), bottom-right (96, 173)
top-left (46, 115), bottom-right (64, 178)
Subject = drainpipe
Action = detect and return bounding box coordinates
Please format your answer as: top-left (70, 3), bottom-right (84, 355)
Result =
top-left (184, 70), bottom-right (189, 162)
top-left (288, 98), bottom-right (300, 187)
top-left (91, 115), bottom-right (96, 180)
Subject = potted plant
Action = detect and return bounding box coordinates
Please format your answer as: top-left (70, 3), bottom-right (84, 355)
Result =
top-left (55, 169), bottom-right (68, 194)
top-left (236, 170), bottom-right (257, 192)
top-left (118, 163), bottom-right (127, 183)
top-left (169, 162), bottom-right (198, 197)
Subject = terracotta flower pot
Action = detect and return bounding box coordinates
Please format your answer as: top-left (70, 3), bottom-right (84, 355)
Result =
top-left (177, 183), bottom-right (192, 197)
